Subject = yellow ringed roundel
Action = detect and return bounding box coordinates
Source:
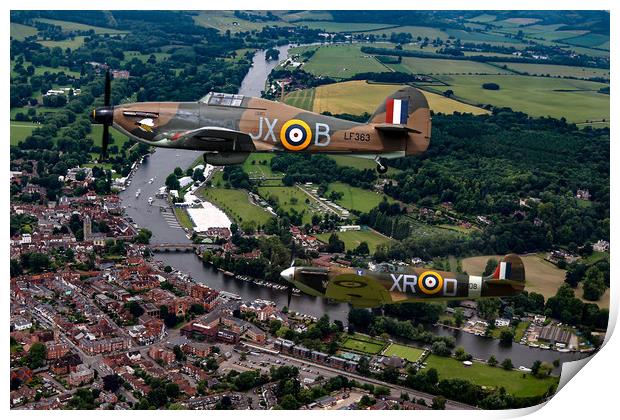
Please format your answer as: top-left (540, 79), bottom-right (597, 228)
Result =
top-left (417, 271), bottom-right (444, 295)
top-left (280, 119), bottom-right (312, 151)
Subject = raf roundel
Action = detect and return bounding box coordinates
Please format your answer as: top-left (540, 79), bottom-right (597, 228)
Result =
top-left (417, 271), bottom-right (444, 295)
top-left (280, 119), bottom-right (312, 151)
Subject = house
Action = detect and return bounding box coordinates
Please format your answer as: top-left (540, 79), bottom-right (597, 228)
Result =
top-left (539, 325), bottom-right (572, 346)
top-left (68, 364), bottom-right (94, 386)
top-left (495, 318), bottom-right (511, 328)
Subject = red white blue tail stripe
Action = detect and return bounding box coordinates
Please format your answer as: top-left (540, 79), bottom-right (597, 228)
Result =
top-left (493, 261), bottom-right (512, 280)
top-left (385, 98), bottom-right (409, 125)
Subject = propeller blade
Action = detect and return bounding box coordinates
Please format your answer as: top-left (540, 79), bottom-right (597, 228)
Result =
top-left (101, 124), bottom-right (109, 160)
top-left (290, 240), bottom-right (296, 267)
top-left (287, 285), bottom-right (292, 308)
top-left (104, 69), bottom-right (111, 106)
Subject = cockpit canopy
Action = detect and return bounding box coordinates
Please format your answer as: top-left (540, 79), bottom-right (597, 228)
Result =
top-left (200, 92), bottom-right (245, 107)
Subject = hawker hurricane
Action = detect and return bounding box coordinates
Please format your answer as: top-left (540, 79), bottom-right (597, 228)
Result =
top-left (91, 70), bottom-right (431, 173)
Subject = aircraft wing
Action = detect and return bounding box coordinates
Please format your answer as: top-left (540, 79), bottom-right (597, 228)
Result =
top-left (168, 127), bottom-right (256, 151)
top-left (326, 273), bottom-right (392, 308)
top-left (374, 123), bottom-right (422, 134)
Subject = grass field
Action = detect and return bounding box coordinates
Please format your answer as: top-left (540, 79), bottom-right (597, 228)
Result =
top-left (34, 18), bottom-right (127, 35)
top-left (433, 74), bottom-right (609, 123)
top-left (283, 88), bottom-right (315, 111)
top-left (242, 153), bottom-right (281, 178)
top-left (389, 56), bottom-right (513, 75)
top-left (90, 125), bottom-right (131, 153)
top-left (173, 207), bottom-right (194, 230)
top-left (425, 355), bottom-right (558, 398)
top-left (39, 36), bottom-right (86, 50)
top-left (341, 336), bottom-right (386, 354)
top-left (192, 11), bottom-right (289, 33)
top-left (10, 22), bottom-right (38, 40)
top-left (329, 155), bottom-right (401, 174)
top-left (383, 343), bottom-right (425, 362)
top-left (363, 25), bottom-right (448, 40)
top-left (491, 62), bottom-right (610, 80)
top-left (294, 21), bottom-right (395, 32)
top-left (311, 80), bottom-right (489, 116)
top-left (200, 186), bottom-right (272, 225)
top-left (10, 122), bottom-right (38, 145)
top-left (326, 182), bottom-right (395, 213)
top-left (561, 33), bottom-right (609, 49)
top-left (257, 185), bottom-right (318, 224)
top-left (300, 44), bottom-right (386, 79)
top-left (316, 229), bottom-right (393, 253)
top-left (122, 51), bottom-right (170, 65)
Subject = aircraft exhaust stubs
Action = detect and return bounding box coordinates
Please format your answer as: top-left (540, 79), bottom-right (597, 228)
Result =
top-left (417, 271), bottom-right (444, 295)
top-left (280, 119), bottom-right (312, 151)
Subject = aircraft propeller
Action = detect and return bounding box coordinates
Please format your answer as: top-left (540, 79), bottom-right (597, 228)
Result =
top-left (90, 69), bottom-right (114, 161)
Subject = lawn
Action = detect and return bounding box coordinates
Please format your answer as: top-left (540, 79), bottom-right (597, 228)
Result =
top-left (90, 125), bottom-right (131, 154)
top-left (561, 33), bottom-right (609, 49)
top-left (242, 153), bottom-right (281, 178)
top-left (200, 186), bottom-right (272, 226)
top-left (341, 337), bottom-right (386, 355)
top-left (173, 207), bottom-right (195, 230)
top-left (491, 62), bottom-right (610, 80)
top-left (329, 155), bottom-right (401, 174)
top-left (300, 44), bottom-right (386, 79)
top-left (10, 122), bottom-right (38, 145)
top-left (34, 18), bottom-right (127, 35)
top-left (364, 25), bottom-right (448, 40)
top-left (294, 21), bottom-right (396, 33)
top-left (316, 229), bottom-right (393, 253)
top-left (122, 51), bottom-right (170, 65)
top-left (389, 56), bottom-right (513, 75)
top-left (10, 22), bottom-right (38, 40)
top-left (326, 182), bottom-right (395, 213)
top-left (425, 355), bottom-right (558, 398)
top-left (383, 343), bottom-right (425, 362)
top-left (192, 11), bottom-right (289, 33)
top-left (257, 185), bottom-right (320, 225)
top-left (432, 74), bottom-right (609, 123)
top-left (39, 36), bottom-right (86, 50)
top-left (283, 88), bottom-right (315, 111)
top-left (313, 80), bottom-right (403, 115)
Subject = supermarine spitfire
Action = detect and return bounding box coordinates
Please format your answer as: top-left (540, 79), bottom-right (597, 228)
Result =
top-left (91, 70), bottom-right (431, 173)
top-left (280, 255), bottom-right (525, 308)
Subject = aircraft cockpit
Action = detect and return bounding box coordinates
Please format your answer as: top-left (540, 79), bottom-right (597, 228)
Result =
top-left (200, 92), bottom-right (245, 107)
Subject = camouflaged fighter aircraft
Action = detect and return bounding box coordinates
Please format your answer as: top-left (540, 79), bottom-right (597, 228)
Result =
top-left (91, 70), bottom-right (431, 173)
top-left (280, 254), bottom-right (525, 308)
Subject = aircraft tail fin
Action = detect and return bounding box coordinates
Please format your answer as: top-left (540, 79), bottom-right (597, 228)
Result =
top-left (485, 254), bottom-right (526, 291)
top-left (368, 86), bottom-right (431, 155)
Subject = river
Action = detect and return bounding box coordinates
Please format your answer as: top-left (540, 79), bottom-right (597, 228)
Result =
top-left (118, 44), bottom-right (590, 371)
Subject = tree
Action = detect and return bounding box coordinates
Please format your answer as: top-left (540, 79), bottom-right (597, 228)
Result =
top-left (487, 355), bottom-right (498, 367)
top-left (432, 395), bottom-right (446, 410)
top-left (477, 298), bottom-right (501, 320)
top-left (501, 358), bottom-right (513, 370)
top-left (103, 374), bottom-right (121, 392)
top-left (126, 301), bottom-right (145, 318)
top-left (454, 309), bottom-right (464, 327)
top-left (135, 228), bottom-right (152, 244)
top-left (499, 329), bottom-right (514, 346)
top-left (28, 342), bottom-right (47, 369)
top-left (483, 258), bottom-right (498, 276)
top-left (165, 173), bottom-right (180, 190)
top-left (531, 360), bottom-right (542, 376)
top-left (173, 345), bottom-right (185, 361)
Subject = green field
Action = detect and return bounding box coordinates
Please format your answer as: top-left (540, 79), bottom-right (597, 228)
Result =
top-left (433, 74), bottom-right (609, 123)
top-left (561, 33), bottom-right (609, 49)
top-left (364, 25), bottom-right (448, 40)
top-left (39, 36), bottom-right (86, 50)
top-left (294, 21), bottom-right (396, 33)
top-left (326, 182), bottom-right (395, 213)
top-left (173, 207), bottom-right (194, 230)
top-left (200, 186), bottom-right (272, 225)
top-left (316, 229), bottom-right (393, 253)
top-left (257, 185), bottom-right (318, 224)
top-left (329, 155), bottom-right (403, 174)
top-left (122, 51), bottom-right (170, 65)
top-left (34, 18), bottom-right (127, 35)
top-left (383, 343), bottom-right (425, 362)
top-left (491, 62), bottom-right (610, 80)
top-left (242, 153), bottom-right (281, 178)
top-left (90, 126), bottom-right (131, 154)
top-left (300, 44), bottom-right (386, 79)
top-left (10, 122), bottom-right (38, 145)
top-left (192, 11), bottom-right (289, 33)
top-left (283, 88), bottom-right (315, 111)
top-left (425, 355), bottom-right (558, 398)
top-left (389, 56), bottom-right (512, 75)
top-left (10, 22), bottom-right (38, 40)
top-left (341, 336), bottom-right (386, 354)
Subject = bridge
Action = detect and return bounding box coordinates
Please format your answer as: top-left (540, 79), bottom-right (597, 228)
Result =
top-left (149, 243), bottom-right (204, 253)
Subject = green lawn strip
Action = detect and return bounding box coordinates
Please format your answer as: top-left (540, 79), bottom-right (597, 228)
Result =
top-left (425, 355), bottom-right (558, 398)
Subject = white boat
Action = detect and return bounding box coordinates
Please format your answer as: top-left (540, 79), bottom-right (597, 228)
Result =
top-left (148, 178), bottom-right (154, 184)
top-left (135, 189), bottom-right (141, 198)
top-left (148, 197), bottom-right (154, 205)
